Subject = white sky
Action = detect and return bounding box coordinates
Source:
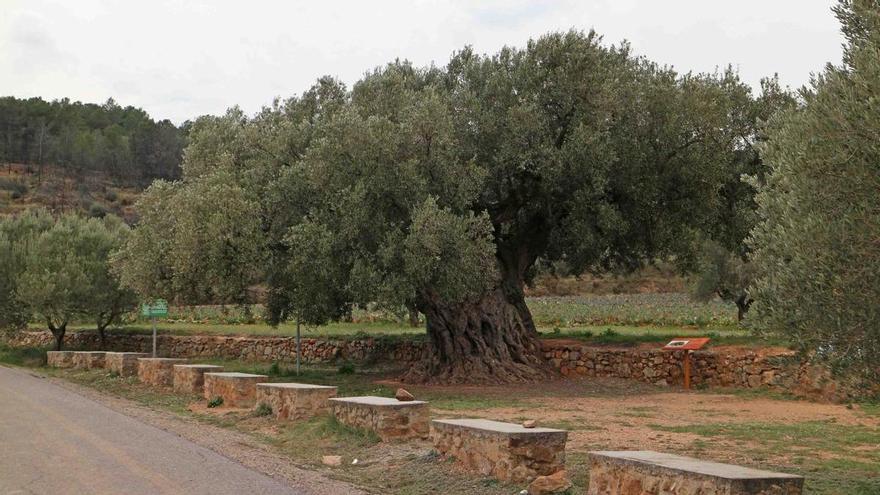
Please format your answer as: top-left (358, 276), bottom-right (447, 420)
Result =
top-left (0, 0), bottom-right (843, 124)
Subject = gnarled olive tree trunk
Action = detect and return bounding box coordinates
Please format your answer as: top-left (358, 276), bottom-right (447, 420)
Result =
top-left (403, 285), bottom-right (551, 384)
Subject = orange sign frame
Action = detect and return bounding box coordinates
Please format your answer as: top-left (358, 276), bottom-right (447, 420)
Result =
top-left (662, 337), bottom-right (710, 351)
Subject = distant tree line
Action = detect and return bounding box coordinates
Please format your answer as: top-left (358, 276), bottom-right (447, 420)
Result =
top-left (0, 96), bottom-right (185, 185)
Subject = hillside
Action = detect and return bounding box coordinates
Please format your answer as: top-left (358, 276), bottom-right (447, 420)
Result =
top-left (0, 163), bottom-right (145, 222)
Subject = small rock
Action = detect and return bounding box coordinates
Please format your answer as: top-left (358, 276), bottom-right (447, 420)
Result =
top-left (522, 419), bottom-right (537, 429)
top-left (351, 458), bottom-right (359, 465)
top-left (395, 388), bottom-right (415, 401)
top-left (322, 455), bottom-right (342, 466)
top-left (527, 470), bottom-right (571, 495)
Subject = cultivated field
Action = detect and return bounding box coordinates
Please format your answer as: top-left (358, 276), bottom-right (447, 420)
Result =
top-left (48, 293), bottom-right (771, 347)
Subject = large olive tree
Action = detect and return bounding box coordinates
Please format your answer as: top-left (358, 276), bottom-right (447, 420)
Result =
top-left (749, 0), bottom-right (880, 382)
top-left (120, 31), bottom-right (762, 383)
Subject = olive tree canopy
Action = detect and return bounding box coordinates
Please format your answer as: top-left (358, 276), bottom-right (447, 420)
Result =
top-left (749, 0), bottom-right (880, 383)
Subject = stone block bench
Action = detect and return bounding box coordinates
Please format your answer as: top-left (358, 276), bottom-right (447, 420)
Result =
top-left (105, 352), bottom-right (149, 377)
top-left (138, 358), bottom-right (187, 387)
top-left (46, 351), bottom-right (75, 368)
top-left (587, 451), bottom-right (804, 495)
top-left (328, 396), bottom-right (429, 441)
top-left (431, 418), bottom-right (567, 482)
top-left (173, 364), bottom-right (224, 394)
top-left (255, 383), bottom-right (337, 420)
top-left (203, 372), bottom-right (268, 408)
top-left (73, 351), bottom-right (107, 369)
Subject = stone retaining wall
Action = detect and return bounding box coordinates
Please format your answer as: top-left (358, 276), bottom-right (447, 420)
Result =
top-left (5, 330), bottom-right (843, 399)
top-left (541, 342), bottom-right (841, 400)
top-left (7, 330), bottom-right (425, 365)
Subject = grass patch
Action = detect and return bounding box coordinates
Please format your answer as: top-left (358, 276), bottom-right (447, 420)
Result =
top-left (652, 420), bottom-right (880, 494)
top-left (0, 343), bottom-right (47, 367)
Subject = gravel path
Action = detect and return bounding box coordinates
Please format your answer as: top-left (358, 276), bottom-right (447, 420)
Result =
top-left (0, 365), bottom-right (364, 495)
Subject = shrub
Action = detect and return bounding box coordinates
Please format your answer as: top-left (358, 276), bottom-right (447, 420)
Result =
top-left (207, 396), bottom-right (224, 408)
top-left (104, 190), bottom-right (118, 202)
top-left (0, 178), bottom-right (28, 196)
top-left (88, 203), bottom-right (107, 218)
top-left (337, 362), bottom-right (355, 375)
top-left (254, 402), bottom-right (273, 417)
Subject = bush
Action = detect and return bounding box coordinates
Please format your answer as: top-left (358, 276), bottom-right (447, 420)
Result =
top-left (254, 402), bottom-right (273, 417)
top-left (0, 178), bottom-right (28, 196)
top-left (337, 362), bottom-right (355, 375)
top-left (104, 190), bottom-right (118, 202)
top-left (88, 203), bottom-right (107, 218)
top-left (207, 396), bottom-right (224, 408)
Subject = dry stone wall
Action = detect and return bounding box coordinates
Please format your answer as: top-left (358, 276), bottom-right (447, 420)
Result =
top-left (542, 342), bottom-right (843, 400)
top-left (6, 331), bottom-right (843, 399)
top-left (8, 331), bottom-right (425, 365)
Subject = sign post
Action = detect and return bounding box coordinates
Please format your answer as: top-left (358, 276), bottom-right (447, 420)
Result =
top-left (662, 337), bottom-right (710, 390)
top-left (295, 318), bottom-right (301, 376)
top-left (141, 300), bottom-right (169, 358)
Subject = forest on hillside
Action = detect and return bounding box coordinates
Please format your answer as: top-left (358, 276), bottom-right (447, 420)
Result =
top-left (0, 96), bottom-right (185, 186)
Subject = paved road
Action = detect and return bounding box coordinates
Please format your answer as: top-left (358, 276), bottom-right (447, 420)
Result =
top-left (0, 366), bottom-right (303, 495)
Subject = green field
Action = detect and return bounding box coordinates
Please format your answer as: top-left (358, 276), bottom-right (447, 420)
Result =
top-left (33, 293), bottom-right (787, 347)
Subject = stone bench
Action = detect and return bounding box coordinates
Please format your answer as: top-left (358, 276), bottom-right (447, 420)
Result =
top-left (173, 364), bottom-right (224, 394)
top-left (255, 383), bottom-right (337, 420)
top-left (587, 451), bottom-right (804, 495)
top-left (203, 372), bottom-right (269, 408)
top-left (72, 351), bottom-right (107, 369)
top-left (137, 358), bottom-right (187, 387)
top-left (46, 351), bottom-right (75, 368)
top-left (105, 352), bottom-right (149, 377)
top-left (431, 419), bottom-right (567, 482)
top-left (328, 396), bottom-right (429, 441)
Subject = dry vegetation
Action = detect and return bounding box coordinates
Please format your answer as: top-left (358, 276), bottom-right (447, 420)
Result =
top-left (0, 163), bottom-right (141, 221)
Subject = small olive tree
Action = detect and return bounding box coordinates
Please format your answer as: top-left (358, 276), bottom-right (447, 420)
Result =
top-left (11, 211), bottom-right (135, 350)
top-left (749, 0), bottom-right (880, 381)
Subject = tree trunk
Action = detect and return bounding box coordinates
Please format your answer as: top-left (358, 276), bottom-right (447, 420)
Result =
top-left (406, 303), bottom-right (420, 328)
top-left (48, 321), bottom-right (67, 351)
top-left (735, 293), bottom-right (753, 322)
top-left (97, 323), bottom-right (107, 349)
top-left (403, 287), bottom-right (552, 384)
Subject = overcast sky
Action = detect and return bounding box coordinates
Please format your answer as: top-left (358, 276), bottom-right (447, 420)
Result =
top-left (1, 0), bottom-right (843, 124)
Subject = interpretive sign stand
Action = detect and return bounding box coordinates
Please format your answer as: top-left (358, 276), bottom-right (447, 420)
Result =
top-left (662, 337), bottom-right (710, 390)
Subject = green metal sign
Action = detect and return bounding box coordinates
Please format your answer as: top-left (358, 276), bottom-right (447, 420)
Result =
top-left (141, 299), bottom-right (168, 318)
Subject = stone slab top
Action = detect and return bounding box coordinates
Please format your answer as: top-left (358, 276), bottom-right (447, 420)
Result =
top-left (137, 357), bottom-right (186, 362)
top-left (174, 364), bottom-right (224, 369)
top-left (257, 382), bottom-right (337, 390)
top-left (47, 350), bottom-right (74, 353)
top-left (105, 352), bottom-right (149, 356)
top-left (432, 418), bottom-right (566, 435)
top-left (589, 451), bottom-right (803, 480)
top-left (73, 351), bottom-right (107, 354)
top-left (204, 372), bottom-right (268, 379)
top-left (328, 396), bottom-right (427, 407)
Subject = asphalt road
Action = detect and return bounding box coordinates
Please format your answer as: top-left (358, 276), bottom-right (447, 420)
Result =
top-left (0, 366), bottom-right (303, 495)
